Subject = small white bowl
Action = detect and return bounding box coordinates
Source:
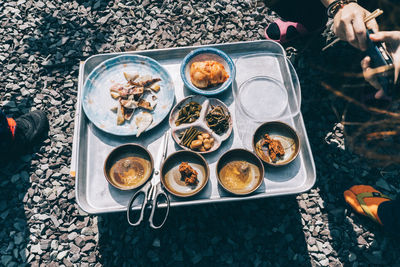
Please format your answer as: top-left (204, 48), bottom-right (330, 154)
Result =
top-left (180, 47), bottom-right (235, 95)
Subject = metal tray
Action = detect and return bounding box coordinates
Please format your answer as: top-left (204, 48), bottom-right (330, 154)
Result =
top-left (71, 40), bottom-right (316, 214)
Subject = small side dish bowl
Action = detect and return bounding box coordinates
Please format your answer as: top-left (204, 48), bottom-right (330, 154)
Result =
top-left (169, 95), bottom-right (233, 154)
top-left (180, 47), bottom-right (235, 96)
top-left (216, 149), bottom-right (264, 196)
top-left (161, 150), bottom-right (210, 197)
top-left (252, 121), bottom-right (300, 167)
top-left (104, 144), bottom-right (154, 190)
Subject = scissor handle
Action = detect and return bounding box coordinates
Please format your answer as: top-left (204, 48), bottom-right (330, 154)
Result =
top-left (149, 184), bottom-right (170, 229)
top-left (127, 183), bottom-right (150, 226)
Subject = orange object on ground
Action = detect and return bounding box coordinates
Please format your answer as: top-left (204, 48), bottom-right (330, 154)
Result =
top-left (344, 185), bottom-right (392, 225)
top-left (7, 118), bottom-right (16, 138)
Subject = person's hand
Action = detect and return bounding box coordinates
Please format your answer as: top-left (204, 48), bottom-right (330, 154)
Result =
top-left (361, 31), bottom-right (400, 98)
top-left (333, 3), bottom-right (378, 51)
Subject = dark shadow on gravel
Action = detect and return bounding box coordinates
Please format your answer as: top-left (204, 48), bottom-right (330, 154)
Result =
top-left (0, 159), bottom-right (33, 266)
top-left (22, 1), bottom-right (114, 76)
top-left (97, 196), bottom-right (311, 266)
top-left (296, 36), bottom-right (400, 266)
top-left (0, 88), bottom-right (42, 265)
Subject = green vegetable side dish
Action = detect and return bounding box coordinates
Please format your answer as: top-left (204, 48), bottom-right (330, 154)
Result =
top-left (179, 127), bottom-right (200, 148)
top-left (175, 101), bottom-right (202, 126)
top-left (206, 105), bottom-right (230, 135)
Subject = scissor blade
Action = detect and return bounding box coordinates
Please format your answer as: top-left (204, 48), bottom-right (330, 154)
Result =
top-left (153, 130), bottom-right (169, 175)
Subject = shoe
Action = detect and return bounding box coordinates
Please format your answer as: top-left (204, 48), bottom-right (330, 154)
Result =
top-left (264, 19), bottom-right (309, 44)
top-left (13, 110), bottom-right (49, 153)
top-left (344, 185), bottom-right (392, 225)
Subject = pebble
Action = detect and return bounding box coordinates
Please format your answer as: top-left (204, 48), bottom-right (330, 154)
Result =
top-left (81, 243), bottom-right (95, 253)
top-left (1, 255), bottom-right (12, 266)
top-left (74, 236), bottom-right (85, 247)
top-left (376, 179), bottom-right (391, 191)
top-left (349, 252), bottom-right (357, 262)
top-left (152, 238), bottom-right (160, 248)
top-left (57, 251), bottom-right (68, 261)
top-left (30, 244), bottom-right (42, 255)
top-left (69, 253), bottom-right (80, 263)
top-left (50, 240), bottom-right (58, 250)
top-left (68, 232), bottom-right (78, 241)
top-left (81, 227), bottom-right (94, 236)
top-left (40, 241), bottom-right (50, 251)
top-left (69, 244), bottom-right (80, 255)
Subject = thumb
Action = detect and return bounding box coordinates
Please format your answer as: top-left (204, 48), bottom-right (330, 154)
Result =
top-left (369, 31), bottom-right (398, 42)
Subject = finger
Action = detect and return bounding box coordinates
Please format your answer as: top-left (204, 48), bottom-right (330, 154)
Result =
top-left (375, 89), bottom-right (385, 99)
top-left (364, 69), bottom-right (383, 90)
top-left (353, 16), bottom-right (367, 50)
top-left (344, 22), bottom-right (358, 48)
top-left (333, 20), bottom-right (346, 40)
top-left (369, 31), bottom-right (398, 42)
top-left (361, 57), bottom-right (384, 90)
top-left (366, 19), bottom-right (379, 32)
top-left (361, 56), bottom-right (371, 72)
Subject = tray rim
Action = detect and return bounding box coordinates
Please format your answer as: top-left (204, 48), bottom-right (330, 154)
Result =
top-left (72, 40), bottom-right (316, 214)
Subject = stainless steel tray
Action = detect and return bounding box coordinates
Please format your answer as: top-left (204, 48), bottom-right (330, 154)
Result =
top-left (71, 40), bottom-right (316, 214)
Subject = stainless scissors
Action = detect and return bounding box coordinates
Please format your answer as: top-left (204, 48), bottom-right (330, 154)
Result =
top-left (127, 130), bottom-right (170, 229)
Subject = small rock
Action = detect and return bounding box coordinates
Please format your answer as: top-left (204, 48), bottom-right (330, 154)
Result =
top-left (349, 252), bottom-right (357, 262)
top-left (81, 243), bottom-right (95, 253)
top-left (320, 258), bottom-right (329, 266)
top-left (308, 245), bottom-right (318, 252)
top-left (1, 255), bottom-right (12, 266)
top-left (152, 238), bottom-right (160, 248)
top-left (357, 236), bottom-right (368, 246)
top-left (75, 236), bottom-right (85, 247)
top-left (307, 236), bottom-right (316, 246)
top-left (97, 14), bottom-right (112, 24)
top-left (57, 251), bottom-right (68, 260)
top-left (50, 240), bottom-right (59, 250)
top-left (69, 253), bottom-right (80, 263)
top-left (81, 227), bottom-right (94, 236)
top-left (68, 232), bottom-right (78, 241)
top-left (40, 240), bottom-right (50, 251)
top-left (376, 179), bottom-right (391, 191)
top-left (69, 244), bottom-right (80, 255)
top-left (30, 244), bottom-right (42, 254)
top-left (14, 233), bottom-right (24, 245)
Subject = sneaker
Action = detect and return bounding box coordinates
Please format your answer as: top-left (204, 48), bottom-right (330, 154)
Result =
top-left (264, 19), bottom-right (309, 44)
top-left (13, 110), bottom-right (49, 153)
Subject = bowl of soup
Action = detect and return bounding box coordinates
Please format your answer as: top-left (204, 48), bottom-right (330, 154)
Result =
top-left (104, 144), bottom-right (153, 190)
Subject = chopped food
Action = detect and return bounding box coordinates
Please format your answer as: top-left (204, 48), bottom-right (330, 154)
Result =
top-left (257, 134), bottom-right (285, 162)
top-left (138, 99), bottom-right (153, 111)
top-left (150, 83), bottom-right (160, 92)
top-left (179, 127), bottom-right (214, 152)
top-left (135, 112), bottom-right (153, 137)
top-left (190, 61), bottom-right (229, 88)
top-left (109, 72), bottom-right (160, 128)
top-left (123, 72), bottom-right (139, 82)
top-left (206, 104), bottom-right (230, 135)
top-left (179, 162), bottom-right (198, 186)
top-left (175, 101), bottom-right (202, 126)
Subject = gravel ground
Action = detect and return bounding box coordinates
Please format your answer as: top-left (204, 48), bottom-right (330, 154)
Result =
top-left (1, 0), bottom-right (400, 266)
